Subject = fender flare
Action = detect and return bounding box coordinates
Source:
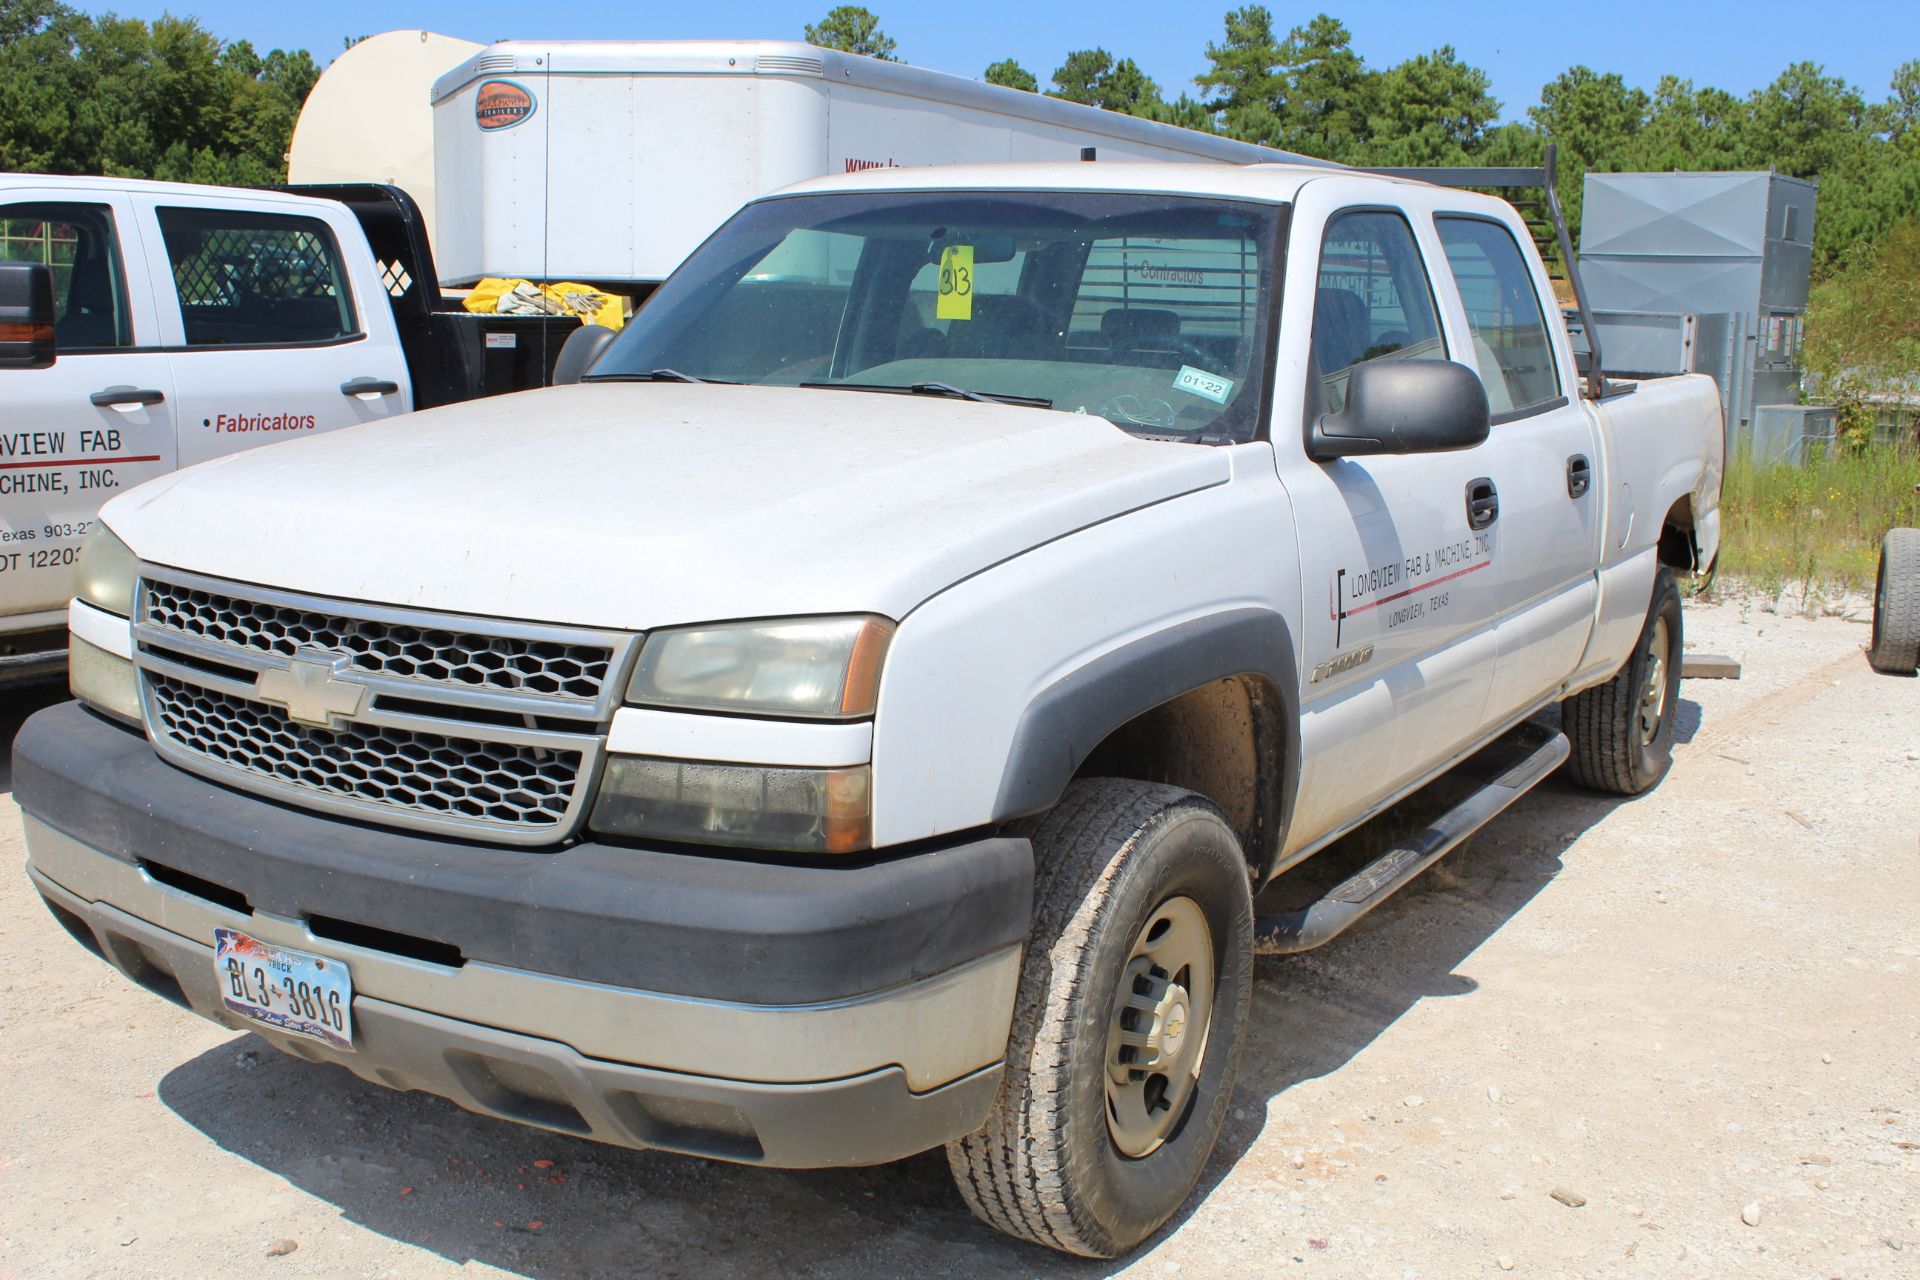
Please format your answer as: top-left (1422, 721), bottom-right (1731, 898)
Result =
top-left (990, 607), bottom-right (1301, 874)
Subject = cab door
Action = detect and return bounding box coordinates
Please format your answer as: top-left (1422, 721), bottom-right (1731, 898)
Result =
top-left (1428, 214), bottom-right (1601, 720)
top-left (125, 192), bottom-right (411, 470)
top-left (0, 190), bottom-right (178, 625)
top-left (1273, 185), bottom-right (1503, 854)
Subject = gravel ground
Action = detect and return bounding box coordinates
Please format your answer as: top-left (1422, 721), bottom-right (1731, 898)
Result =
top-left (1, 597), bottom-right (1915, 1280)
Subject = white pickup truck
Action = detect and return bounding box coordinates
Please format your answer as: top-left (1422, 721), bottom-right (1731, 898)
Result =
top-left (17, 161), bottom-right (1722, 1257)
top-left (0, 176), bottom-right (577, 682)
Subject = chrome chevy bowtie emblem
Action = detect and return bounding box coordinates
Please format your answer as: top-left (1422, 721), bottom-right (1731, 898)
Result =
top-left (255, 655), bottom-right (367, 729)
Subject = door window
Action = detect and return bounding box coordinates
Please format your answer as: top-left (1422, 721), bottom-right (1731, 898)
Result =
top-left (1435, 218), bottom-right (1560, 417)
top-left (0, 202), bottom-right (131, 349)
top-left (1313, 211), bottom-right (1445, 411)
top-left (156, 207), bottom-right (357, 346)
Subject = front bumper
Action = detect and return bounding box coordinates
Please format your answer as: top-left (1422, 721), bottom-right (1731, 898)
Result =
top-left (17, 702), bottom-right (1032, 1167)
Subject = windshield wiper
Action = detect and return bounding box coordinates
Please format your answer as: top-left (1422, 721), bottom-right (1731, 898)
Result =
top-left (799, 380), bottom-right (1052, 409)
top-left (584, 369), bottom-right (736, 385)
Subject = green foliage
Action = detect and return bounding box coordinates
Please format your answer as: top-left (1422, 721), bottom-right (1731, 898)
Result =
top-left (0, 0), bottom-right (317, 185)
top-left (803, 6), bottom-right (898, 62)
top-left (1804, 216), bottom-right (1920, 447)
top-left (984, 58), bottom-right (1037, 94)
top-left (1195, 9), bottom-right (1373, 154)
top-left (1049, 49), bottom-right (1162, 115)
top-left (1718, 445), bottom-right (1920, 593)
top-left (1357, 46), bottom-right (1499, 166)
top-left (1192, 10), bottom-right (1499, 164)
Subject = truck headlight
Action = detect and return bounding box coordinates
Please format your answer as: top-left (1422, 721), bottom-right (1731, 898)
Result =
top-left (75, 523), bottom-right (138, 618)
top-left (70, 524), bottom-right (142, 725)
top-left (590, 757), bottom-right (871, 854)
top-left (626, 615), bottom-right (893, 719)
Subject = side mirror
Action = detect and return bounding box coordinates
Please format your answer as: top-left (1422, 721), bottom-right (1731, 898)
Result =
top-left (1309, 359), bottom-right (1490, 460)
top-left (0, 262), bottom-right (56, 370)
top-left (552, 323), bottom-right (618, 385)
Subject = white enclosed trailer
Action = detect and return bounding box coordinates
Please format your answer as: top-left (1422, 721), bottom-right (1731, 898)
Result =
top-left (428, 39), bottom-right (1321, 289)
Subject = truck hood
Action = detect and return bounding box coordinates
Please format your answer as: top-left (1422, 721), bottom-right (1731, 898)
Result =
top-left (104, 383), bottom-right (1228, 630)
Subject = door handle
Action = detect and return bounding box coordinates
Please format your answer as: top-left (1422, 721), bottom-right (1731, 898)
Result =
top-left (340, 377), bottom-right (400, 399)
top-left (1466, 477), bottom-right (1499, 530)
top-left (1567, 453), bottom-right (1592, 498)
top-left (89, 385), bottom-right (164, 409)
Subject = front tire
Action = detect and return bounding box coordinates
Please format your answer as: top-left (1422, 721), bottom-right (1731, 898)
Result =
top-left (947, 779), bottom-right (1254, 1258)
top-left (1867, 528), bottom-right (1920, 676)
top-left (1563, 567), bottom-right (1684, 794)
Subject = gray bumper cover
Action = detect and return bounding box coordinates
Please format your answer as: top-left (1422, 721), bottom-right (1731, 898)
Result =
top-left (17, 703), bottom-right (1032, 1167)
top-left (32, 860), bottom-right (1001, 1166)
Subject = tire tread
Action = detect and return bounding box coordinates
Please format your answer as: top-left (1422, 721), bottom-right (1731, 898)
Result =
top-left (1868, 528), bottom-right (1920, 675)
top-left (1563, 569), bottom-right (1681, 795)
top-left (945, 779), bottom-right (1220, 1258)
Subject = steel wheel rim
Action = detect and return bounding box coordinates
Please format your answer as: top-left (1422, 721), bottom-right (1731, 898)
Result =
top-left (1639, 615), bottom-right (1671, 745)
top-left (1105, 895), bottom-right (1214, 1159)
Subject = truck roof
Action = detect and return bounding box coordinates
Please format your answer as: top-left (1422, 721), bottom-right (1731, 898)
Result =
top-left (774, 161), bottom-right (1381, 205)
top-left (0, 172), bottom-right (344, 211)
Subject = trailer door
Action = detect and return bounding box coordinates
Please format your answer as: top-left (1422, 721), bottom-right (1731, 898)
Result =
top-left (0, 190), bottom-right (178, 630)
top-left (129, 194), bottom-right (411, 470)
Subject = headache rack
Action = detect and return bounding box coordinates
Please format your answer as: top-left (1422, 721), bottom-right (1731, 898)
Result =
top-left (1365, 143), bottom-right (1615, 401)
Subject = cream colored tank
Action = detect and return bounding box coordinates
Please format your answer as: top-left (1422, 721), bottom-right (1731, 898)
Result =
top-left (288, 30), bottom-right (483, 259)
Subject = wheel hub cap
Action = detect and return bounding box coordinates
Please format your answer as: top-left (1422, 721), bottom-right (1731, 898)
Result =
top-left (1640, 615), bottom-right (1671, 745)
top-left (1105, 896), bottom-right (1215, 1158)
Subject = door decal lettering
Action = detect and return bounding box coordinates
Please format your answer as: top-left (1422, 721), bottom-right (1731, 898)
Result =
top-left (1330, 533), bottom-right (1495, 644)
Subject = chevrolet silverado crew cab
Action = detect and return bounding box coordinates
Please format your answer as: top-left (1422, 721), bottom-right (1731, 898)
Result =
top-left (0, 176), bottom-right (576, 682)
top-left (17, 162), bottom-right (1722, 1258)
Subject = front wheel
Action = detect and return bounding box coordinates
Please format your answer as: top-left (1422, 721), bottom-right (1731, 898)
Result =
top-left (1562, 567), bottom-right (1684, 795)
top-left (947, 778), bottom-right (1253, 1258)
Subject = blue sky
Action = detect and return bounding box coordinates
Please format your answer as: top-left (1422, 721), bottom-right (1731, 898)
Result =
top-left (98, 0), bottom-right (1914, 121)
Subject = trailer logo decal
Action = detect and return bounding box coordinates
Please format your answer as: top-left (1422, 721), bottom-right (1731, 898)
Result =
top-left (475, 79), bottom-right (536, 132)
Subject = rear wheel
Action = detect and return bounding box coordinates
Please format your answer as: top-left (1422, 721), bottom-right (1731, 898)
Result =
top-left (1562, 568), bottom-right (1684, 795)
top-left (946, 778), bottom-right (1253, 1258)
top-left (1867, 528), bottom-right (1920, 676)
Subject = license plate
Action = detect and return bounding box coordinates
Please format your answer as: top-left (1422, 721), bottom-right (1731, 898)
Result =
top-left (214, 927), bottom-right (353, 1051)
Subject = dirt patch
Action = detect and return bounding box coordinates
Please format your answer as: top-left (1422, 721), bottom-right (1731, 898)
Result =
top-left (0, 600), bottom-right (1914, 1278)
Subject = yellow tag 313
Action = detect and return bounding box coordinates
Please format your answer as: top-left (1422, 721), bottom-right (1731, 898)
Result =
top-left (936, 245), bottom-right (974, 321)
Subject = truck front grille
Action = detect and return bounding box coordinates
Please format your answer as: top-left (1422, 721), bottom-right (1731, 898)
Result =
top-left (148, 675), bottom-right (583, 830)
top-left (131, 570), bottom-right (636, 846)
top-left (143, 578), bottom-right (614, 703)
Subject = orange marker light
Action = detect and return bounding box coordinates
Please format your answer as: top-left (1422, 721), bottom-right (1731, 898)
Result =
top-left (839, 616), bottom-right (896, 717)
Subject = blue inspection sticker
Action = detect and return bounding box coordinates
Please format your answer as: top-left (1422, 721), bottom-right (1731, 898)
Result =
top-left (1173, 365), bottom-right (1235, 404)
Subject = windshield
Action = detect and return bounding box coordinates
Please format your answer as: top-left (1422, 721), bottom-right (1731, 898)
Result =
top-left (590, 190), bottom-right (1284, 442)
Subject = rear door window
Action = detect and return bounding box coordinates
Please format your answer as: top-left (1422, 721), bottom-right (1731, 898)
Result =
top-left (0, 202), bottom-right (131, 349)
top-left (1435, 217), bottom-right (1560, 417)
top-left (156, 207), bottom-right (357, 347)
top-left (1313, 211), bottom-right (1445, 411)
